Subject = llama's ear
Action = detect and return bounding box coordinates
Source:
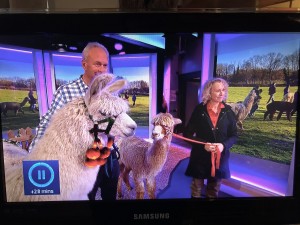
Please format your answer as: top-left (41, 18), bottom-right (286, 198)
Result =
top-left (173, 118), bottom-right (182, 125)
top-left (105, 79), bottom-right (127, 94)
top-left (85, 73), bottom-right (114, 105)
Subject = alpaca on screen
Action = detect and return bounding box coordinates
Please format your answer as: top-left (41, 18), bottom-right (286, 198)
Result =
top-left (0, 97), bottom-right (29, 116)
top-left (227, 89), bottom-right (257, 130)
top-left (117, 112), bottom-right (181, 199)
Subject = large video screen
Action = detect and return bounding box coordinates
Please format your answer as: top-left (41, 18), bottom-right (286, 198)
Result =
top-left (0, 31), bottom-right (299, 202)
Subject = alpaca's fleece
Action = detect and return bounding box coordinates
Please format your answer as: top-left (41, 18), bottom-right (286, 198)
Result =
top-left (228, 89), bottom-right (256, 130)
top-left (4, 73), bottom-right (137, 202)
top-left (3, 142), bottom-right (28, 169)
top-left (117, 112), bottom-right (181, 199)
top-left (282, 92), bottom-right (294, 103)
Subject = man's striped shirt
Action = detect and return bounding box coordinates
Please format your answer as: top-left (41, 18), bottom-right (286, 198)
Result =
top-left (29, 75), bottom-right (88, 151)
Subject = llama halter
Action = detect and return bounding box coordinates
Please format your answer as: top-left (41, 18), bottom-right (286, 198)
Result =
top-left (156, 124), bottom-right (173, 140)
top-left (84, 115), bottom-right (118, 168)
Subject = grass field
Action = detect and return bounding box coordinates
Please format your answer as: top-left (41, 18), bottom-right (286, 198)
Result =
top-left (227, 86), bottom-right (297, 164)
top-left (126, 95), bottom-right (149, 126)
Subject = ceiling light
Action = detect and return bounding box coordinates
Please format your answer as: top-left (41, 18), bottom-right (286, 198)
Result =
top-left (114, 43), bottom-right (123, 51)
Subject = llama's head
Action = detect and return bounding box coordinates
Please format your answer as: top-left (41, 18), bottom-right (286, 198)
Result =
top-left (151, 112), bottom-right (182, 141)
top-left (84, 73), bottom-right (137, 138)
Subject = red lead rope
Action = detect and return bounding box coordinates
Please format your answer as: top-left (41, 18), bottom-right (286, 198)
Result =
top-left (172, 133), bottom-right (221, 177)
top-left (210, 146), bottom-right (221, 177)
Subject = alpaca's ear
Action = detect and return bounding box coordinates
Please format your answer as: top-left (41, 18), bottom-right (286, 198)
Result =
top-left (104, 79), bottom-right (127, 94)
top-left (85, 73), bottom-right (114, 105)
top-left (173, 118), bottom-right (182, 125)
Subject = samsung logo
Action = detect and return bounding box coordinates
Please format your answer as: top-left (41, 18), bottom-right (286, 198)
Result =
top-left (133, 213), bottom-right (170, 220)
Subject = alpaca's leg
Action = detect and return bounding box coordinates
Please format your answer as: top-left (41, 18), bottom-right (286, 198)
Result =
top-left (123, 167), bottom-right (132, 191)
top-left (117, 163), bottom-right (125, 198)
top-left (277, 111), bottom-right (283, 121)
top-left (133, 176), bottom-right (145, 199)
top-left (269, 113), bottom-right (273, 120)
top-left (117, 177), bottom-right (123, 198)
top-left (263, 111), bottom-right (269, 120)
top-left (237, 121), bottom-right (243, 130)
top-left (287, 111), bottom-right (292, 121)
top-left (269, 111), bottom-right (275, 120)
top-left (146, 177), bottom-right (156, 199)
top-left (291, 107), bottom-right (297, 117)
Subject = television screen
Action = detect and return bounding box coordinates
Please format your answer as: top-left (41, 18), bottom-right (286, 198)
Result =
top-left (0, 11), bottom-right (299, 225)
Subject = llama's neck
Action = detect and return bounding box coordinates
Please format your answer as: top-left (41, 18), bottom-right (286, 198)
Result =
top-left (20, 98), bottom-right (28, 107)
top-left (146, 137), bottom-right (170, 172)
top-left (243, 94), bottom-right (255, 113)
top-left (46, 98), bottom-right (94, 151)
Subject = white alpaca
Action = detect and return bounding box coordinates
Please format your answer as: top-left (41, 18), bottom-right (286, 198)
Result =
top-left (282, 92), bottom-right (294, 103)
top-left (3, 73), bottom-right (137, 202)
top-left (227, 89), bottom-right (257, 130)
top-left (116, 112), bottom-right (181, 199)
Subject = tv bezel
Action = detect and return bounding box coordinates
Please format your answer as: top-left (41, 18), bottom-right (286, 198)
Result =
top-left (0, 11), bottom-right (300, 225)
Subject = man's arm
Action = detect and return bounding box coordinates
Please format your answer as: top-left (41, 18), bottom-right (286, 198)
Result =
top-left (28, 87), bottom-right (66, 151)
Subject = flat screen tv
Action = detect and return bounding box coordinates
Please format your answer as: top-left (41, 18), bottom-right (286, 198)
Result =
top-left (0, 11), bottom-right (299, 225)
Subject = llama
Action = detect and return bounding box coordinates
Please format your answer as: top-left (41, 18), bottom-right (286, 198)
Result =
top-left (3, 141), bottom-right (29, 169)
top-left (0, 97), bottom-right (29, 116)
top-left (3, 73), bottom-right (137, 202)
top-left (227, 89), bottom-right (257, 130)
top-left (264, 101), bottom-right (295, 121)
top-left (116, 112), bottom-right (182, 199)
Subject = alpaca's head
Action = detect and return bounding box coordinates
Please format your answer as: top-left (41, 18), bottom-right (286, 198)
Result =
top-left (151, 113), bottom-right (182, 140)
top-left (84, 73), bottom-right (137, 138)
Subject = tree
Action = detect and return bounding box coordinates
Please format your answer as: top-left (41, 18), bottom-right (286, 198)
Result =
top-left (261, 52), bottom-right (283, 83)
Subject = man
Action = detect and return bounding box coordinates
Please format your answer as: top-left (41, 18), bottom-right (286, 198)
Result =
top-left (29, 42), bottom-right (119, 200)
top-left (28, 89), bottom-right (37, 112)
top-left (266, 82), bottom-right (276, 104)
top-left (132, 93), bottom-right (136, 106)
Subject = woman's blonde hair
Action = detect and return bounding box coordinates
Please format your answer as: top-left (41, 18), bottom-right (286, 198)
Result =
top-left (201, 78), bottom-right (228, 104)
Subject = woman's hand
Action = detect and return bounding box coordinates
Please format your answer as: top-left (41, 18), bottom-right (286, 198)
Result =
top-left (213, 143), bottom-right (224, 153)
top-left (204, 143), bottom-right (215, 152)
top-left (204, 143), bottom-right (224, 153)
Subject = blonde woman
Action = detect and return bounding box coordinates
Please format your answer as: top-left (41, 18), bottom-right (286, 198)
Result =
top-left (183, 78), bottom-right (238, 198)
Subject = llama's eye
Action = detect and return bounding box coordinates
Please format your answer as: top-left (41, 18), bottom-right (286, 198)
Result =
top-left (100, 112), bottom-right (107, 116)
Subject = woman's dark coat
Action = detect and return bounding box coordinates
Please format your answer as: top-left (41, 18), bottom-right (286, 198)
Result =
top-left (183, 102), bottom-right (238, 179)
